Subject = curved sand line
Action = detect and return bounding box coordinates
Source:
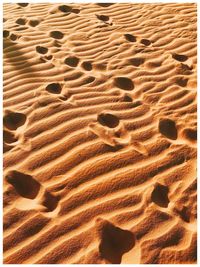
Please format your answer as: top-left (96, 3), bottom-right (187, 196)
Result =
top-left (3, 3), bottom-right (197, 264)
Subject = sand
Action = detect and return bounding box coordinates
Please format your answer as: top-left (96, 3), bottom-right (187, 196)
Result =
top-left (3, 3), bottom-right (197, 264)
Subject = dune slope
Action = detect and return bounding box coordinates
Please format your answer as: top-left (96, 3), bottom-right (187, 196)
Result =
top-left (3, 3), bottom-right (197, 264)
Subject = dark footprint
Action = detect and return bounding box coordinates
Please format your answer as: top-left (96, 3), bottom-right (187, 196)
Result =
top-left (124, 34), bottom-right (136, 42)
top-left (151, 183), bottom-right (169, 208)
top-left (182, 128), bottom-right (197, 142)
top-left (98, 113), bottom-right (119, 128)
top-left (45, 55), bottom-right (53, 61)
top-left (50, 31), bottom-right (64, 39)
top-left (5, 170), bottom-right (59, 212)
top-left (176, 205), bottom-right (191, 222)
top-left (122, 94), bottom-right (133, 102)
top-left (53, 40), bottom-right (62, 48)
top-left (97, 3), bottom-right (114, 7)
top-left (10, 34), bottom-right (18, 41)
top-left (5, 171), bottom-right (40, 199)
top-left (58, 5), bottom-right (72, 13)
top-left (123, 95), bottom-right (132, 102)
top-left (3, 130), bottom-right (17, 144)
top-left (71, 8), bottom-right (80, 14)
top-left (114, 77), bottom-right (134, 91)
top-left (140, 39), bottom-right (151, 46)
top-left (96, 218), bottom-right (135, 264)
top-left (159, 118), bottom-right (177, 140)
top-left (3, 111), bottom-right (26, 130)
top-left (41, 191), bottom-right (59, 212)
top-left (81, 61), bottom-right (92, 71)
top-left (96, 14), bottom-right (110, 22)
top-left (64, 56), bottom-right (79, 67)
top-left (3, 30), bottom-right (10, 38)
top-left (17, 3), bottom-right (29, 7)
top-left (45, 83), bottom-right (62, 94)
top-left (84, 76), bottom-right (95, 84)
top-left (16, 18), bottom-right (26, 25)
top-left (172, 53), bottom-right (188, 62)
top-left (29, 19), bottom-right (40, 27)
top-left (36, 45), bottom-right (48, 54)
top-left (130, 57), bottom-right (144, 67)
top-left (176, 77), bottom-right (188, 87)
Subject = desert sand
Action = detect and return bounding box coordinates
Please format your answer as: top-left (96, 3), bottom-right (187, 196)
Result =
top-left (3, 2), bottom-right (197, 264)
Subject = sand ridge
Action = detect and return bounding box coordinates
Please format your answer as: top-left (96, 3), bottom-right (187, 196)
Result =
top-left (3, 3), bottom-right (197, 264)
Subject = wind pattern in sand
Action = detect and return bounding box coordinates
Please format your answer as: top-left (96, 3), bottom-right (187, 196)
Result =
top-left (3, 3), bottom-right (197, 264)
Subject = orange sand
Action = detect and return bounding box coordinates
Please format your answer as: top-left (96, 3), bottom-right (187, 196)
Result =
top-left (3, 3), bottom-right (197, 264)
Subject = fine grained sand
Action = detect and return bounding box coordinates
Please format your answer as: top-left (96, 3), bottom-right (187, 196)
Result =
top-left (3, 3), bottom-right (197, 264)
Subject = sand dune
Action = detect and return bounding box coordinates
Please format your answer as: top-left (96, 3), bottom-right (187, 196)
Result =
top-left (3, 3), bottom-right (197, 264)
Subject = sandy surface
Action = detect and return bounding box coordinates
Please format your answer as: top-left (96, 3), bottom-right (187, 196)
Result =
top-left (3, 3), bottom-right (197, 264)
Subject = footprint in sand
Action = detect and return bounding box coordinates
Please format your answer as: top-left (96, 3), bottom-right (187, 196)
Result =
top-left (36, 45), bottom-right (48, 54)
top-left (3, 30), bottom-right (10, 38)
top-left (175, 77), bottom-right (188, 87)
top-left (45, 83), bottom-right (62, 94)
top-left (3, 111), bottom-right (26, 131)
top-left (124, 34), bottom-right (136, 42)
top-left (96, 14), bottom-right (112, 25)
top-left (96, 14), bottom-right (110, 22)
top-left (114, 77), bottom-right (134, 91)
top-left (97, 113), bottom-right (119, 128)
top-left (129, 57), bottom-right (145, 67)
top-left (172, 53), bottom-right (188, 62)
top-left (158, 118), bottom-right (177, 140)
top-left (81, 61), bottom-right (93, 71)
top-left (17, 3), bottom-right (29, 7)
top-left (3, 130), bottom-right (18, 153)
top-left (140, 39), bottom-right (151, 46)
top-left (95, 218), bottom-right (135, 264)
top-left (58, 5), bottom-right (80, 14)
top-left (9, 33), bottom-right (18, 42)
top-left (4, 130), bottom-right (17, 144)
top-left (16, 18), bottom-right (27, 25)
top-left (120, 93), bottom-right (133, 102)
top-left (181, 128), bottom-right (197, 143)
top-left (41, 54), bottom-right (53, 62)
top-left (151, 183), bottom-right (169, 208)
top-left (89, 111), bottom-right (148, 155)
top-left (5, 170), bottom-right (59, 213)
top-left (64, 56), bottom-right (79, 67)
top-left (29, 19), bottom-right (40, 27)
top-left (50, 31), bottom-right (64, 40)
top-left (3, 111), bottom-right (27, 152)
top-left (97, 3), bottom-right (114, 7)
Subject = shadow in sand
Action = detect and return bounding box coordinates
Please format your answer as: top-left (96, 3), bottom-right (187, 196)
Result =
top-left (3, 36), bottom-right (40, 78)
